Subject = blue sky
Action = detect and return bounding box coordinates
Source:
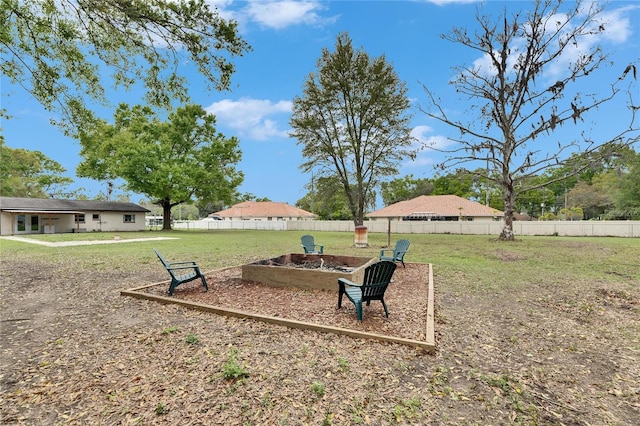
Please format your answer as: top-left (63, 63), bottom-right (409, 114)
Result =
top-left (2, 0), bottom-right (639, 207)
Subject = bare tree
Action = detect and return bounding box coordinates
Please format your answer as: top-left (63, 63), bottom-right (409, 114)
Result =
top-left (421, 0), bottom-right (638, 240)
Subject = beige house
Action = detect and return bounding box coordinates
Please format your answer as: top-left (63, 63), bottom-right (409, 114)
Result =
top-left (0, 197), bottom-right (150, 236)
top-left (209, 201), bottom-right (316, 221)
top-left (367, 195), bottom-right (503, 222)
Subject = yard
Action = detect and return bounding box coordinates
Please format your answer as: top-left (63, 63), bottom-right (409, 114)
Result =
top-left (1, 231), bottom-right (639, 425)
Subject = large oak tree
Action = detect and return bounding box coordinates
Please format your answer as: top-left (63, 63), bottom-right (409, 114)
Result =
top-left (0, 137), bottom-right (74, 198)
top-left (421, 0), bottom-right (639, 240)
top-left (290, 32), bottom-right (414, 226)
top-left (1, 0), bottom-right (249, 135)
top-left (77, 104), bottom-right (243, 230)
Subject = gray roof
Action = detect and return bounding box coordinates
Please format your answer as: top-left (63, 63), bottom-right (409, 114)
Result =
top-left (0, 197), bottom-right (150, 213)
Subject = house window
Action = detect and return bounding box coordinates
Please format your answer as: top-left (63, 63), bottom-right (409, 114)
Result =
top-left (75, 214), bottom-right (85, 223)
top-left (92, 214), bottom-right (100, 221)
top-left (16, 215), bottom-right (26, 232)
top-left (15, 215), bottom-right (41, 232)
top-left (123, 214), bottom-right (135, 223)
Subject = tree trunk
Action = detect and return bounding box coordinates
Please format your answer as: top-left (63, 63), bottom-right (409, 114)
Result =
top-left (161, 200), bottom-right (172, 231)
top-left (345, 188), bottom-right (362, 226)
top-left (499, 184), bottom-right (516, 241)
top-left (353, 213), bottom-right (364, 227)
top-left (499, 210), bottom-right (515, 241)
top-left (356, 202), bottom-right (365, 226)
top-left (353, 202), bottom-right (364, 226)
top-left (354, 186), bottom-right (366, 226)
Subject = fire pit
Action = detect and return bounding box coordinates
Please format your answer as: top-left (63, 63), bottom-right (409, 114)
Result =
top-left (242, 253), bottom-right (377, 291)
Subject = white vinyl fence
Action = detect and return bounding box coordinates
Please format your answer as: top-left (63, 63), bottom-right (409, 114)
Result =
top-left (172, 219), bottom-right (640, 237)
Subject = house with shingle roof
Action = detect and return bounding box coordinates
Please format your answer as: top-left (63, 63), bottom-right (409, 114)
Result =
top-left (0, 197), bottom-right (150, 235)
top-left (208, 201), bottom-right (316, 221)
top-left (366, 195), bottom-right (503, 222)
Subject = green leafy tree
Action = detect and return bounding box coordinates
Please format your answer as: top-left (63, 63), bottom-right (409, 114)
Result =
top-left (77, 104), bottom-right (243, 230)
top-left (290, 32), bottom-right (415, 226)
top-left (609, 149), bottom-right (640, 219)
top-left (380, 175), bottom-right (434, 206)
top-left (0, 137), bottom-right (75, 197)
top-left (172, 204), bottom-right (199, 221)
top-left (237, 194), bottom-right (271, 203)
top-left (431, 169), bottom-right (478, 199)
top-left (571, 207), bottom-right (585, 221)
top-left (558, 207), bottom-right (584, 221)
top-left (513, 174), bottom-right (556, 218)
top-left (296, 176), bottom-right (353, 220)
top-left (538, 156), bottom-right (587, 212)
top-left (139, 200), bottom-right (163, 217)
top-left (539, 212), bottom-right (557, 221)
top-left (421, 0), bottom-right (639, 240)
top-left (197, 200), bottom-right (226, 218)
top-left (566, 173), bottom-right (616, 219)
top-left (541, 145), bottom-right (636, 214)
top-left (1, 0), bottom-right (250, 135)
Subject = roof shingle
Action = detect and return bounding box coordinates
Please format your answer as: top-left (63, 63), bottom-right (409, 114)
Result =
top-left (0, 197), bottom-right (150, 213)
top-left (366, 195), bottom-right (502, 218)
top-left (211, 201), bottom-right (315, 219)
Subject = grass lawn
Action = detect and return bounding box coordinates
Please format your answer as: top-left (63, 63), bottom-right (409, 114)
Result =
top-left (1, 230), bottom-right (639, 424)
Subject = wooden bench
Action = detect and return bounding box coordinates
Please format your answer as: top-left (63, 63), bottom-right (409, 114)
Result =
top-left (154, 249), bottom-right (208, 296)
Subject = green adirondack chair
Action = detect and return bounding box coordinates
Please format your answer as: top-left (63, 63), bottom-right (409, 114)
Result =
top-left (154, 249), bottom-right (208, 296)
top-left (337, 260), bottom-right (397, 321)
top-left (379, 239), bottom-right (410, 268)
top-left (301, 234), bottom-right (323, 254)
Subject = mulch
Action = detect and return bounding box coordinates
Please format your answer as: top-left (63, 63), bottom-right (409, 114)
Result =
top-left (140, 263), bottom-right (430, 342)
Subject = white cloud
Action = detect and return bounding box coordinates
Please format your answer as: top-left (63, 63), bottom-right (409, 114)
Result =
top-left (467, 4), bottom-right (636, 82)
top-left (245, 1), bottom-right (331, 30)
top-left (403, 155), bottom-right (434, 169)
top-left (207, 0), bottom-right (238, 22)
top-left (205, 97), bottom-right (292, 141)
top-left (597, 5), bottom-right (637, 43)
top-left (402, 125), bottom-right (452, 169)
top-left (542, 5), bottom-right (636, 80)
top-left (411, 125), bottom-right (453, 150)
top-left (211, 1), bottom-right (337, 31)
top-left (424, 0), bottom-right (477, 6)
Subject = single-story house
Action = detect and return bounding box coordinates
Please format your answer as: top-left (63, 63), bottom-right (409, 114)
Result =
top-left (208, 201), bottom-right (316, 221)
top-left (367, 195), bottom-right (503, 222)
top-left (0, 197), bottom-right (150, 235)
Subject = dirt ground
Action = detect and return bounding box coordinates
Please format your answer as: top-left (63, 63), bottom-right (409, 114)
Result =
top-left (1, 251), bottom-right (639, 425)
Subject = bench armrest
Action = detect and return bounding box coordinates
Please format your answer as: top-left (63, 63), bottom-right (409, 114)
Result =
top-left (338, 277), bottom-right (362, 288)
top-left (167, 265), bottom-right (199, 271)
top-left (168, 261), bottom-right (198, 266)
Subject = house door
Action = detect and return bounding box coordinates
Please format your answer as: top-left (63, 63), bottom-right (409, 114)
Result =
top-left (15, 214), bottom-right (40, 234)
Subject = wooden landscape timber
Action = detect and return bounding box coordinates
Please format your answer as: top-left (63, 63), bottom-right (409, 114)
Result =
top-left (121, 263), bottom-right (436, 353)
